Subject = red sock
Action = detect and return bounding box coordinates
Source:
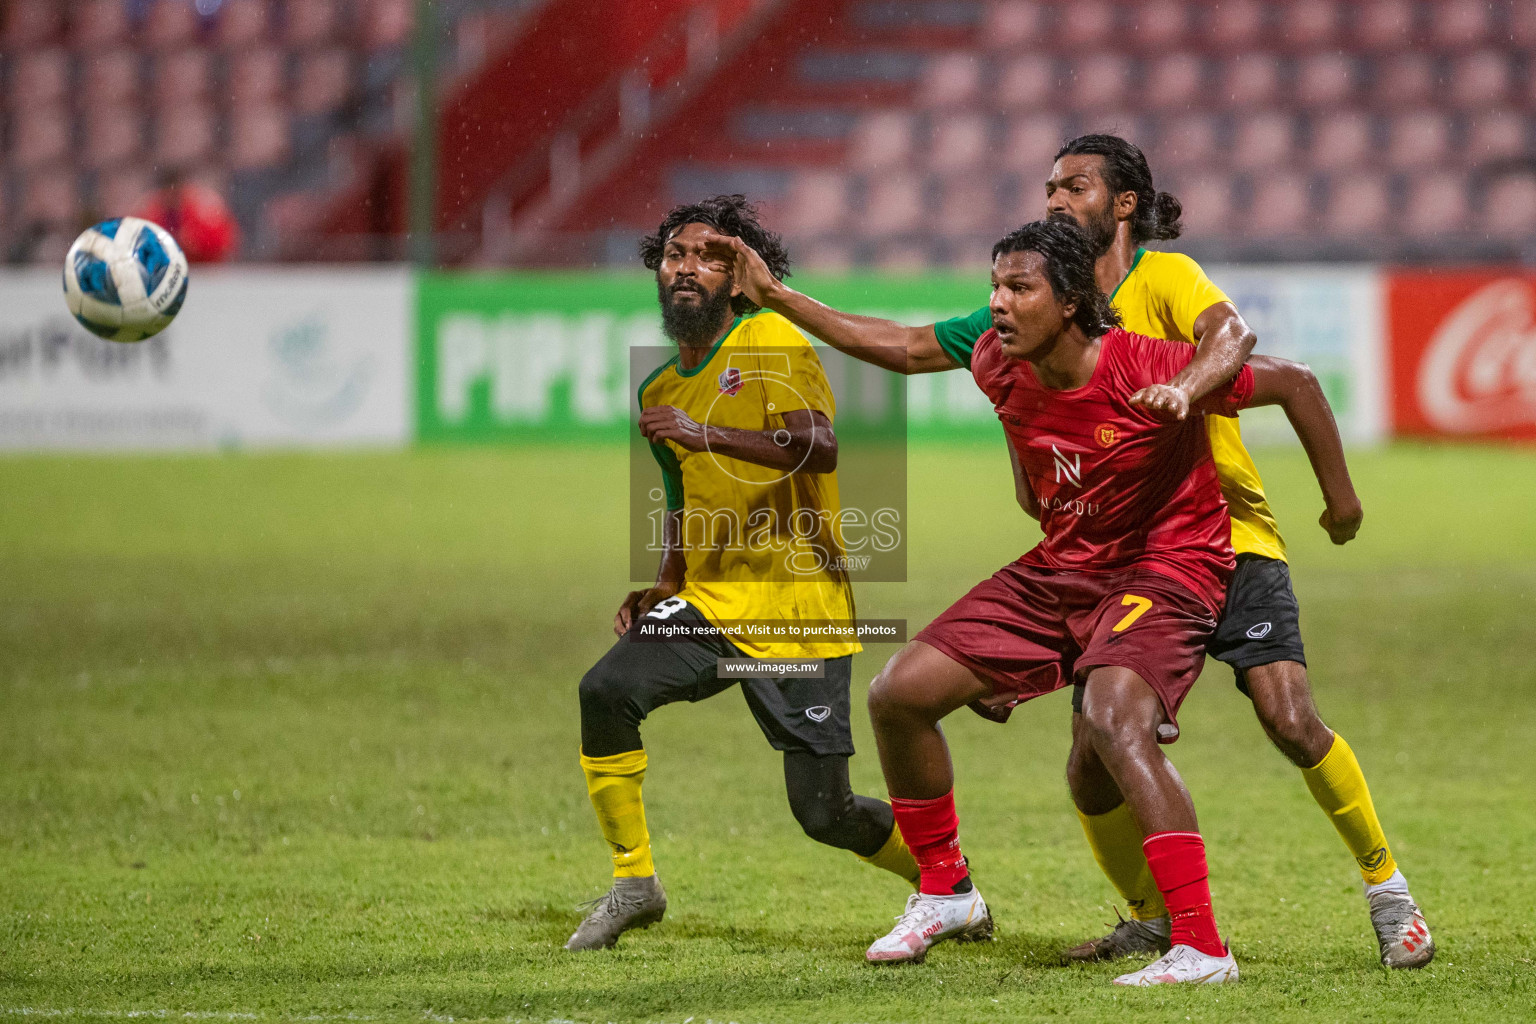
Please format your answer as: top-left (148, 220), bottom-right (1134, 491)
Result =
top-left (890, 792), bottom-right (970, 894)
top-left (1142, 831), bottom-right (1225, 957)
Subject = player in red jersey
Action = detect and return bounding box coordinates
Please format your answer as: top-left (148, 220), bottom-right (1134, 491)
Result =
top-left (849, 221), bottom-right (1361, 984)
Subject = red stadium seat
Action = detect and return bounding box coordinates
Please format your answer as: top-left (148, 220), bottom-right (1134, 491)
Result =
top-left (229, 105), bottom-right (292, 171)
top-left (229, 48), bottom-right (287, 108)
top-left (1230, 112), bottom-right (1296, 170)
top-left (982, 0), bottom-right (1045, 51)
top-left (151, 49), bottom-right (214, 106)
top-left (1002, 114), bottom-right (1068, 173)
top-left (80, 51), bottom-right (142, 109)
top-left (19, 166), bottom-right (78, 226)
top-left (847, 111), bottom-right (916, 171)
top-left (1371, 54), bottom-right (1436, 109)
top-left (361, 0), bottom-right (413, 50)
top-left (215, 0), bottom-right (271, 48)
top-left (1308, 110), bottom-right (1374, 171)
top-left (918, 53), bottom-right (982, 108)
top-left (1429, 0), bottom-right (1491, 49)
top-left (873, 240), bottom-right (932, 271)
top-left (1294, 53), bottom-right (1357, 108)
top-left (293, 49), bottom-right (356, 117)
top-left (1064, 54), bottom-right (1129, 111)
top-left (1320, 173), bottom-right (1390, 235)
top-left (1352, 0), bottom-right (1415, 51)
top-left (934, 173), bottom-right (998, 236)
top-left (156, 102), bottom-right (218, 168)
top-left (1127, 1), bottom-right (1189, 51)
top-left (1385, 110), bottom-right (1451, 169)
top-left (284, 0), bottom-right (341, 48)
top-left (9, 50), bottom-right (70, 111)
top-left (797, 237), bottom-right (853, 270)
top-left (1513, 4), bottom-right (1536, 47)
top-left (1143, 55), bottom-right (1205, 111)
top-left (81, 104), bottom-right (143, 170)
top-left (1280, 0), bottom-right (1339, 49)
top-left (12, 106), bottom-right (72, 170)
top-left (1205, 0), bottom-right (1265, 48)
top-left (144, 0), bottom-right (200, 50)
top-left (1480, 173), bottom-right (1536, 237)
top-left (1466, 110), bottom-right (1528, 165)
top-left (1246, 171), bottom-right (1314, 236)
top-left (2, 0), bottom-right (64, 48)
top-left (1170, 173), bottom-right (1235, 236)
top-left (98, 168), bottom-right (154, 219)
top-left (70, 0), bottom-right (131, 48)
top-left (997, 55), bottom-right (1055, 110)
top-left (927, 113), bottom-right (991, 174)
top-left (1401, 172), bottom-right (1471, 235)
top-left (862, 172), bottom-right (926, 237)
top-left (1219, 53), bottom-right (1281, 109)
top-left (1153, 114), bottom-right (1220, 169)
top-left (1448, 51), bottom-right (1510, 108)
top-left (1055, 1), bottom-right (1115, 48)
top-left (782, 170), bottom-right (850, 236)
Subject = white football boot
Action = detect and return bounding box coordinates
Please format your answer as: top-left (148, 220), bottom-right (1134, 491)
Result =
top-left (1113, 943), bottom-right (1238, 986)
top-left (865, 888), bottom-right (993, 964)
top-left (1368, 888), bottom-right (1435, 969)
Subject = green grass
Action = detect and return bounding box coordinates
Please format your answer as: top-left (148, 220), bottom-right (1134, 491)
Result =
top-left (3, 442), bottom-right (1535, 1022)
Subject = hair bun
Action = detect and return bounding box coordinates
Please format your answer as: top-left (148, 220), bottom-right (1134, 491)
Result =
top-left (1152, 191), bottom-right (1184, 240)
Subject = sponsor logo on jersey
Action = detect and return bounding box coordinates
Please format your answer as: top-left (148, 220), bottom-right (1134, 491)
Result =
top-left (718, 366), bottom-right (743, 396)
top-left (1245, 621), bottom-right (1273, 639)
top-left (1095, 423), bottom-right (1119, 448)
top-left (1051, 444), bottom-right (1082, 486)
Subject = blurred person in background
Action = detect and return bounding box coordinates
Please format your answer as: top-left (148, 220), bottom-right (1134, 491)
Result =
top-left (134, 170), bottom-right (241, 263)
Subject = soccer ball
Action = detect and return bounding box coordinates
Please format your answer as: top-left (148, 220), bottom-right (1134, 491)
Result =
top-left (62, 217), bottom-right (190, 342)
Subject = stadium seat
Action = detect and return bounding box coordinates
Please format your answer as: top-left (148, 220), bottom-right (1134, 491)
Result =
top-left (862, 171), bottom-right (926, 236)
top-left (847, 110), bottom-right (916, 171)
top-left (927, 113), bottom-right (991, 173)
top-left (284, 0), bottom-right (342, 48)
top-left (997, 55), bottom-right (1055, 110)
top-left (1246, 171), bottom-right (1315, 236)
top-left (1466, 110), bottom-right (1528, 165)
top-left (1448, 51), bottom-right (1510, 108)
top-left (1153, 114), bottom-right (1220, 170)
top-left (215, 0), bottom-right (271, 49)
top-left (1230, 112), bottom-right (1295, 170)
top-left (1480, 173), bottom-right (1536, 237)
top-left (1064, 54), bottom-right (1129, 111)
top-left (918, 53), bottom-right (982, 108)
top-left (934, 173), bottom-right (999, 236)
top-left (156, 102), bottom-right (218, 168)
top-left (1205, 0), bottom-right (1265, 48)
top-left (1429, 0), bottom-right (1491, 49)
top-left (1294, 53), bottom-right (1357, 108)
top-left (69, 0), bottom-right (131, 48)
top-left (782, 170), bottom-right (850, 235)
top-left (1280, 0), bottom-right (1339, 49)
top-left (1055, 1), bottom-right (1115, 48)
top-left (1321, 173), bottom-right (1390, 236)
top-left (1169, 173), bottom-right (1235, 236)
top-left (1352, 0), bottom-right (1415, 50)
top-left (1127, 1), bottom-right (1188, 51)
top-left (1143, 54), bottom-right (1204, 110)
top-left (1385, 110), bottom-right (1451, 168)
top-left (229, 105), bottom-right (291, 171)
top-left (293, 50), bottom-right (356, 117)
top-left (1512, 3), bottom-right (1536, 47)
top-left (873, 239), bottom-right (932, 271)
top-left (982, 0), bottom-right (1044, 50)
top-left (151, 49), bottom-right (214, 106)
top-left (1219, 53), bottom-right (1281, 109)
top-left (361, 0), bottom-right (414, 51)
top-left (80, 51), bottom-right (142, 109)
top-left (81, 104), bottom-right (143, 170)
top-left (797, 237), bottom-right (854, 270)
top-left (1002, 114), bottom-right (1067, 173)
top-left (229, 48), bottom-right (287, 108)
top-left (2, 0), bottom-right (64, 48)
top-left (1371, 54), bottom-right (1437, 108)
top-left (12, 107), bottom-right (72, 170)
top-left (1402, 172), bottom-right (1471, 236)
top-left (19, 167), bottom-right (77, 226)
top-left (1308, 110), bottom-right (1374, 170)
top-left (144, 0), bottom-right (201, 50)
top-left (10, 50), bottom-right (70, 111)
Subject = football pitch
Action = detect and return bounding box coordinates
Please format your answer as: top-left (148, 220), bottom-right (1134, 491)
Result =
top-left (3, 442), bottom-right (1535, 1023)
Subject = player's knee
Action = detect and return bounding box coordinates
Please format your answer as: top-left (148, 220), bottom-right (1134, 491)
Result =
top-left (1079, 692), bottom-right (1155, 750)
top-left (789, 789), bottom-right (849, 846)
top-left (578, 663), bottom-right (638, 721)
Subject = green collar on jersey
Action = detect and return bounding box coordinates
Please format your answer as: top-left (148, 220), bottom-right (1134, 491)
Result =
top-left (1108, 247), bottom-right (1148, 304)
top-left (674, 315), bottom-right (743, 378)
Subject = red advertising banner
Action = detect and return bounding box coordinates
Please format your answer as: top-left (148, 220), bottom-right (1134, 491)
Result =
top-left (1388, 271), bottom-right (1536, 440)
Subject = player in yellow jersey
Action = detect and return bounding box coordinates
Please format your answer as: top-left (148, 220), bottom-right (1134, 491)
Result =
top-left (565, 196), bottom-right (919, 952)
top-left (706, 136), bottom-right (1432, 970)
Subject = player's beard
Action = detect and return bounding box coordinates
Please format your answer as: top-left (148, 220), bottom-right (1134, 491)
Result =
top-left (658, 279), bottom-right (734, 348)
top-left (1048, 206), bottom-right (1116, 256)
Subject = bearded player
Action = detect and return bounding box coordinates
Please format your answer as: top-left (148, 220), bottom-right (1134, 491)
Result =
top-left (564, 196), bottom-right (919, 952)
top-left (704, 135), bottom-right (1432, 971)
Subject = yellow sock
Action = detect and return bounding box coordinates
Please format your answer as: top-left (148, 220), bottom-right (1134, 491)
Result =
top-left (1301, 733), bottom-right (1397, 885)
top-left (580, 748), bottom-right (655, 878)
top-left (1078, 803), bottom-right (1166, 920)
top-left (859, 822), bottom-right (920, 887)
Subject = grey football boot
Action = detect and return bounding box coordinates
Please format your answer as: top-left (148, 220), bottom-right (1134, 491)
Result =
top-left (1064, 908), bottom-right (1172, 962)
top-left (1367, 889), bottom-right (1435, 969)
top-left (563, 875), bottom-right (667, 951)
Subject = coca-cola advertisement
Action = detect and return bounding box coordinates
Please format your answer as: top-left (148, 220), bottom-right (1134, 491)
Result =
top-left (1388, 272), bottom-right (1536, 441)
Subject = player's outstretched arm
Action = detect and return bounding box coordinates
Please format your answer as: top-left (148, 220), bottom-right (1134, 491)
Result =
top-left (615, 510), bottom-right (685, 635)
top-left (1244, 355), bottom-right (1363, 545)
top-left (701, 230), bottom-right (959, 375)
top-left (639, 406), bottom-right (835, 474)
top-left (1131, 302), bottom-right (1257, 422)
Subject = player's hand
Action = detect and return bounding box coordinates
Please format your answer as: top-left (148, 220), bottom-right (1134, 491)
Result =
top-left (614, 584), bottom-right (679, 636)
top-left (1128, 383), bottom-right (1191, 422)
top-left (1319, 500), bottom-right (1363, 545)
top-left (639, 405), bottom-right (709, 452)
top-left (699, 230), bottom-right (777, 308)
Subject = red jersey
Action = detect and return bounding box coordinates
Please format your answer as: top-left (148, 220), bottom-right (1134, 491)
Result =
top-left (970, 327), bottom-right (1255, 613)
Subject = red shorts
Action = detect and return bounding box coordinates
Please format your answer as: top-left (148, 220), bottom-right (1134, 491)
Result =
top-left (913, 561), bottom-right (1218, 737)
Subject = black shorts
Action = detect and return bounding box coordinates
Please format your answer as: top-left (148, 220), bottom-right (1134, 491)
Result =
top-left (1207, 554), bottom-right (1308, 693)
top-left (595, 601), bottom-right (855, 756)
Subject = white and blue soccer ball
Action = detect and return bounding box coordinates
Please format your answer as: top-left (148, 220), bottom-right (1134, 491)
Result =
top-left (62, 217), bottom-right (189, 342)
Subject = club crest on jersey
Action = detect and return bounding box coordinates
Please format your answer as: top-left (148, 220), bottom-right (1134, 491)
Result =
top-left (718, 367), bottom-right (743, 396)
top-left (1096, 423), bottom-right (1119, 448)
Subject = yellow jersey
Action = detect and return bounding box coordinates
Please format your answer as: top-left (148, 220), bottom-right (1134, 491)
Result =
top-left (638, 310), bottom-right (861, 658)
top-left (932, 247), bottom-right (1286, 561)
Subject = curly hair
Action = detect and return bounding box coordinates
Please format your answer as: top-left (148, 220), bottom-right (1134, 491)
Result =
top-left (639, 195), bottom-right (791, 314)
top-left (992, 220), bottom-right (1123, 337)
top-left (1056, 134), bottom-right (1183, 245)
